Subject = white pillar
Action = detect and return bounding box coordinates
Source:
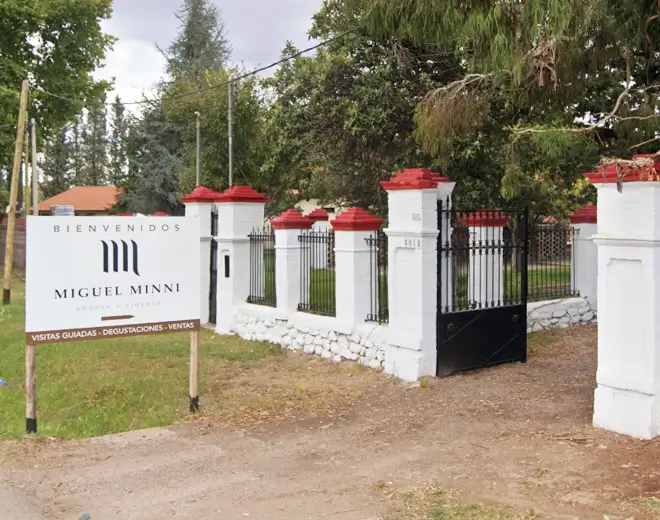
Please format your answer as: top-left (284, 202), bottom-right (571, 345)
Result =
top-left (589, 162), bottom-right (660, 439)
top-left (569, 205), bottom-right (597, 301)
top-left (433, 174), bottom-right (456, 313)
top-left (271, 209), bottom-right (313, 313)
top-left (182, 186), bottom-right (223, 325)
top-left (331, 208), bottom-right (383, 327)
top-left (308, 209), bottom-right (330, 269)
top-left (381, 169), bottom-right (439, 382)
top-left (214, 186), bottom-right (268, 334)
top-left (463, 212), bottom-right (509, 308)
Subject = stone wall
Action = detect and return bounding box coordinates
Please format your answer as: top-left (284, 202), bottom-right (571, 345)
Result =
top-left (527, 297), bottom-right (597, 333)
top-left (233, 304), bottom-right (387, 369)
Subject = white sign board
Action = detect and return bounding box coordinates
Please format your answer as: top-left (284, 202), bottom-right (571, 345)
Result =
top-left (25, 216), bottom-right (201, 344)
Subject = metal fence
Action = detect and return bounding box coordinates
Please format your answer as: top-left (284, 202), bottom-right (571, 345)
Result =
top-left (298, 230), bottom-right (336, 316)
top-left (443, 214), bottom-right (578, 308)
top-left (209, 207), bottom-right (218, 323)
top-left (247, 226), bottom-right (276, 307)
top-left (527, 223), bottom-right (579, 302)
top-left (441, 209), bottom-right (529, 311)
top-left (366, 230), bottom-right (388, 323)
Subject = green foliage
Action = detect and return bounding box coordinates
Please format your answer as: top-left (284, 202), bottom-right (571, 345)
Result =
top-left (117, 0), bottom-right (249, 214)
top-left (109, 96), bottom-right (128, 186)
top-left (0, 189), bottom-right (8, 220)
top-left (263, 0), bottom-right (464, 216)
top-left (339, 0), bottom-right (660, 216)
top-left (163, 0), bottom-right (231, 79)
top-left (40, 126), bottom-right (72, 198)
top-left (0, 0), bottom-right (114, 173)
top-left (117, 96), bottom-right (185, 215)
top-left (83, 96), bottom-right (109, 185)
top-left (163, 69), bottom-right (268, 196)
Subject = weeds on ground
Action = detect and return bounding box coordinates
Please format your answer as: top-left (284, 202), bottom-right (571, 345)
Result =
top-left (382, 485), bottom-right (537, 520)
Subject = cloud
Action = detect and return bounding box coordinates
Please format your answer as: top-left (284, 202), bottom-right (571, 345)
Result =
top-left (95, 0), bottom-right (323, 111)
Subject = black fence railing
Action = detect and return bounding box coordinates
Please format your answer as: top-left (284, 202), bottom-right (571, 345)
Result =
top-left (366, 230), bottom-right (388, 323)
top-left (209, 207), bottom-right (218, 323)
top-left (527, 223), bottom-right (579, 302)
top-left (439, 208), bottom-right (529, 312)
top-left (298, 230), bottom-right (336, 316)
top-left (247, 226), bottom-right (276, 307)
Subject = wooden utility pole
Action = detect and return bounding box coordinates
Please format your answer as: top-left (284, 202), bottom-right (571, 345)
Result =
top-left (31, 118), bottom-right (38, 216)
top-left (3, 79), bottom-right (29, 305)
top-left (22, 119), bottom-right (29, 216)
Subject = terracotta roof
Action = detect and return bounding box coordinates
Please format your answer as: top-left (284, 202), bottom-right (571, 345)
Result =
top-left (37, 186), bottom-right (123, 212)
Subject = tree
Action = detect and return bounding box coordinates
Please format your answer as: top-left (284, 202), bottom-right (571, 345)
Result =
top-left (163, 0), bottom-right (231, 79)
top-left (83, 98), bottom-right (109, 185)
top-left (41, 127), bottom-right (72, 198)
top-left (70, 117), bottom-right (85, 186)
top-left (109, 96), bottom-right (128, 186)
top-left (115, 0), bottom-right (235, 214)
top-left (165, 69), bottom-right (269, 196)
top-left (0, 0), bottom-right (114, 172)
top-left (263, 1), bottom-right (464, 216)
top-left (117, 98), bottom-right (185, 215)
top-left (347, 0), bottom-right (660, 213)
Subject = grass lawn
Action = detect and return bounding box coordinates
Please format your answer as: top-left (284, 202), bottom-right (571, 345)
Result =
top-left (301, 264), bottom-right (572, 319)
top-left (0, 276), bottom-right (283, 439)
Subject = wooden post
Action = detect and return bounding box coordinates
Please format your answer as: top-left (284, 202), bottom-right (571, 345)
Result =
top-left (26, 118), bottom-right (38, 434)
top-left (31, 118), bottom-right (38, 216)
top-left (189, 330), bottom-right (200, 412)
top-left (25, 343), bottom-right (37, 433)
top-left (22, 119), bottom-right (29, 216)
top-left (3, 79), bottom-right (29, 305)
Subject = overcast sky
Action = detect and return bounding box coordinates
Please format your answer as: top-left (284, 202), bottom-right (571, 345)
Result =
top-left (95, 0), bottom-right (323, 108)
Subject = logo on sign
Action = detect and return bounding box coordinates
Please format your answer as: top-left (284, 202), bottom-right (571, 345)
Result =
top-left (102, 240), bottom-right (140, 276)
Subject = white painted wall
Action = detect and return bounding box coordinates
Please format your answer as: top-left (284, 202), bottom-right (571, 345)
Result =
top-left (183, 201), bottom-right (213, 324)
top-left (215, 202), bottom-right (265, 334)
top-left (572, 222), bottom-right (598, 301)
top-left (592, 182), bottom-right (660, 440)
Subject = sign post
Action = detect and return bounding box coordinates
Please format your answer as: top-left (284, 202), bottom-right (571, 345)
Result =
top-left (25, 216), bottom-right (201, 434)
top-left (190, 330), bottom-right (200, 412)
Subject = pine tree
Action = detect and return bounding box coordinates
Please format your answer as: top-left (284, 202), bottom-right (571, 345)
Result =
top-left (40, 127), bottom-right (72, 198)
top-left (109, 96), bottom-right (128, 186)
top-left (118, 102), bottom-right (184, 215)
top-left (164, 0), bottom-right (231, 79)
top-left (83, 98), bottom-right (109, 185)
top-left (70, 117), bottom-right (85, 186)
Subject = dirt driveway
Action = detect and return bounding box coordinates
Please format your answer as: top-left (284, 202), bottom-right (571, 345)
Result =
top-left (3, 325), bottom-right (660, 520)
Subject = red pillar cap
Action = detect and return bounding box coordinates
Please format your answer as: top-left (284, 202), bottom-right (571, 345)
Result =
top-left (307, 208), bottom-right (329, 222)
top-left (381, 168), bottom-right (441, 191)
top-left (429, 172), bottom-right (452, 184)
top-left (181, 186), bottom-right (224, 203)
top-left (586, 157), bottom-right (660, 184)
top-left (271, 209), bottom-right (314, 230)
top-left (460, 210), bottom-right (510, 227)
top-left (116, 212), bottom-right (132, 216)
top-left (216, 186), bottom-right (269, 203)
top-left (152, 212), bottom-right (167, 216)
top-left (331, 208), bottom-right (383, 231)
top-left (569, 204), bottom-right (597, 224)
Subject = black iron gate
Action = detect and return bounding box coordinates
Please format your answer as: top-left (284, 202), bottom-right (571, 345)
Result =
top-left (209, 207), bottom-right (218, 324)
top-left (436, 199), bottom-right (529, 377)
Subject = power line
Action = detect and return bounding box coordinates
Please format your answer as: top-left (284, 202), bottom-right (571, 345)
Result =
top-left (31, 28), bottom-right (357, 110)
